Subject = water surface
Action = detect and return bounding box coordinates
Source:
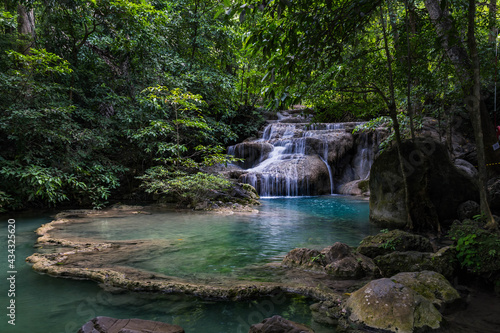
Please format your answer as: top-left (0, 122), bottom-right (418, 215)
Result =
top-left (0, 196), bottom-right (375, 332)
top-left (53, 196), bottom-right (376, 281)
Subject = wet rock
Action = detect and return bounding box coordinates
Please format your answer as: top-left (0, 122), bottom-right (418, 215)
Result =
top-left (248, 315), bottom-right (314, 333)
top-left (369, 139), bottom-right (478, 231)
top-left (457, 200), bottom-right (480, 220)
top-left (282, 248), bottom-right (324, 271)
top-left (310, 298), bottom-right (345, 326)
top-left (321, 243), bottom-right (379, 279)
top-left (391, 271), bottom-right (462, 314)
top-left (283, 242), bottom-right (379, 279)
top-left (345, 278), bottom-right (442, 333)
top-left (374, 247), bottom-right (458, 280)
top-left (229, 142), bottom-right (274, 169)
top-left (78, 316), bottom-right (185, 333)
top-left (240, 155), bottom-right (332, 196)
top-left (230, 183), bottom-right (260, 205)
top-left (357, 230), bottom-right (433, 259)
top-left (337, 179), bottom-right (369, 196)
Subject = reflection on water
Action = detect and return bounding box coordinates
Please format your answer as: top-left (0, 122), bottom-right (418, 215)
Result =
top-left (52, 196), bottom-right (377, 281)
top-left (0, 196), bottom-right (374, 332)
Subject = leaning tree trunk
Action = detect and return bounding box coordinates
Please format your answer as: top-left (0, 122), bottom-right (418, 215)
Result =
top-left (425, 0), bottom-right (497, 229)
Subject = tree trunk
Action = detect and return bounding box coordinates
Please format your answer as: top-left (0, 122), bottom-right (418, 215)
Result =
top-left (380, 6), bottom-right (414, 230)
top-left (425, 0), bottom-right (497, 229)
top-left (17, 4), bottom-right (35, 54)
top-left (404, 0), bottom-right (416, 140)
top-left (489, 0), bottom-right (498, 42)
top-left (467, 0), bottom-right (496, 229)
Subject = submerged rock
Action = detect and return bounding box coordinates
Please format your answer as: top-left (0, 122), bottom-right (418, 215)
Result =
top-left (310, 298), bottom-right (345, 326)
top-left (345, 278), bottom-right (442, 333)
top-left (357, 230), bottom-right (433, 258)
top-left (248, 315), bottom-right (314, 333)
top-left (78, 316), bottom-right (185, 333)
top-left (282, 242), bottom-right (379, 279)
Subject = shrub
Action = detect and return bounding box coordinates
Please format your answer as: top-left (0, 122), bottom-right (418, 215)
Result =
top-left (448, 219), bottom-right (500, 278)
top-left (139, 168), bottom-right (232, 206)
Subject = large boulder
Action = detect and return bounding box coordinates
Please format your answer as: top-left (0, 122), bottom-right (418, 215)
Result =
top-left (357, 230), bottom-right (433, 258)
top-left (391, 271), bottom-right (462, 314)
top-left (78, 317), bottom-right (185, 333)
top-left (369, 138), bottom-right (479, 230)
top-left (282, 242), bottom-right (379, 279)
top-left (345, 278), bottom-right (442, 333)
top-left (374, 246), bottom-right (458, 280)
top-left (248, 315), bottom-right (314, 333)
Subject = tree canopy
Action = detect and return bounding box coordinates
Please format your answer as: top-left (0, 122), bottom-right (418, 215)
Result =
top-left (0, 0), bottom-right (499, 217)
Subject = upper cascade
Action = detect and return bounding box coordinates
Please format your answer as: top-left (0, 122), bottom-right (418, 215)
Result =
top-left (227, 110), bottom-right (383, 197)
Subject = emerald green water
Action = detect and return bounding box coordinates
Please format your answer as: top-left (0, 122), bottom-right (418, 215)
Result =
top-left (53, 196), bottom-right (375, 282)
top-left (0, 196), bottom-right (375, 333)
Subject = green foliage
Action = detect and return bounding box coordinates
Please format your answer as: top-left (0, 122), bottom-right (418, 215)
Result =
top-left (310, 253), bottom-right (325, 263)
top-left (6, 49), bottom-right (72, 76)
top-left (449, 219), bottom-right (500, 276)
top-left (0, 1), bottom-right (257, 211)
top-left (139, 169), bottom-right (232, 206)
top-left (381, 238), bottom-right (401, 251)
top-left (0, 190), bottom-right (13, 212)
top-left (353, 114), bottom-right (423, 151)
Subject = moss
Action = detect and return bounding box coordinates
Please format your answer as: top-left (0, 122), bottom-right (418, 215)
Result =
top-left (358, 179), bottom-right (369, 193)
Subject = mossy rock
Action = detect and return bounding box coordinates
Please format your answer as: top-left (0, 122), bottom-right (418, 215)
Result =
top-left (357, 229), bottom-right (433, 258)
top-left (374, 248), bottom-right (458, 280)
top-left (358, 179), bottom-right (369, 193)
top-left (345, 278), bottom-right (442, 333)
top-left (283, 243), bottom-right (379, 279)
top-left (391, 271), bottom-right (462, 314)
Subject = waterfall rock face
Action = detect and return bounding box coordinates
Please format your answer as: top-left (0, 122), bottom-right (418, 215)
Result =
top-left (228, 114), bottom-right (382, 196)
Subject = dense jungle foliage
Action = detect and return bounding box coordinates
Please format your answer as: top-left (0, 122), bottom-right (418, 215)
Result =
top-left (0, 0), bottom-right (498, 212)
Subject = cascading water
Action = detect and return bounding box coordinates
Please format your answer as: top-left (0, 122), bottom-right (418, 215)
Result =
top-left (227, 111), bottom-right (380, 197)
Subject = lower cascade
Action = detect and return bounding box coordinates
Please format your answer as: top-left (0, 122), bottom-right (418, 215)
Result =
top-left (228, 110), bottom-right (383, 196)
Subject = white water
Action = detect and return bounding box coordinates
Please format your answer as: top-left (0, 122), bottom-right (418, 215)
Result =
top-left (229, 119), bottom-right (379, 197)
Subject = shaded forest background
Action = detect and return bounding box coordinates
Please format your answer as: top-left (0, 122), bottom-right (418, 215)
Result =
top-left (0, 0), bottom-right (498, 212)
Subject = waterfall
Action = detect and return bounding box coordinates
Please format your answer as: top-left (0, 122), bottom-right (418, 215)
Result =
top-left (228, 116), bottom-right (380, 197)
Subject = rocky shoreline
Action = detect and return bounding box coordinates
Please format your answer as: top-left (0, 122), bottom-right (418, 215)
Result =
top-left (26, 206), bottom-right (354, 302)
